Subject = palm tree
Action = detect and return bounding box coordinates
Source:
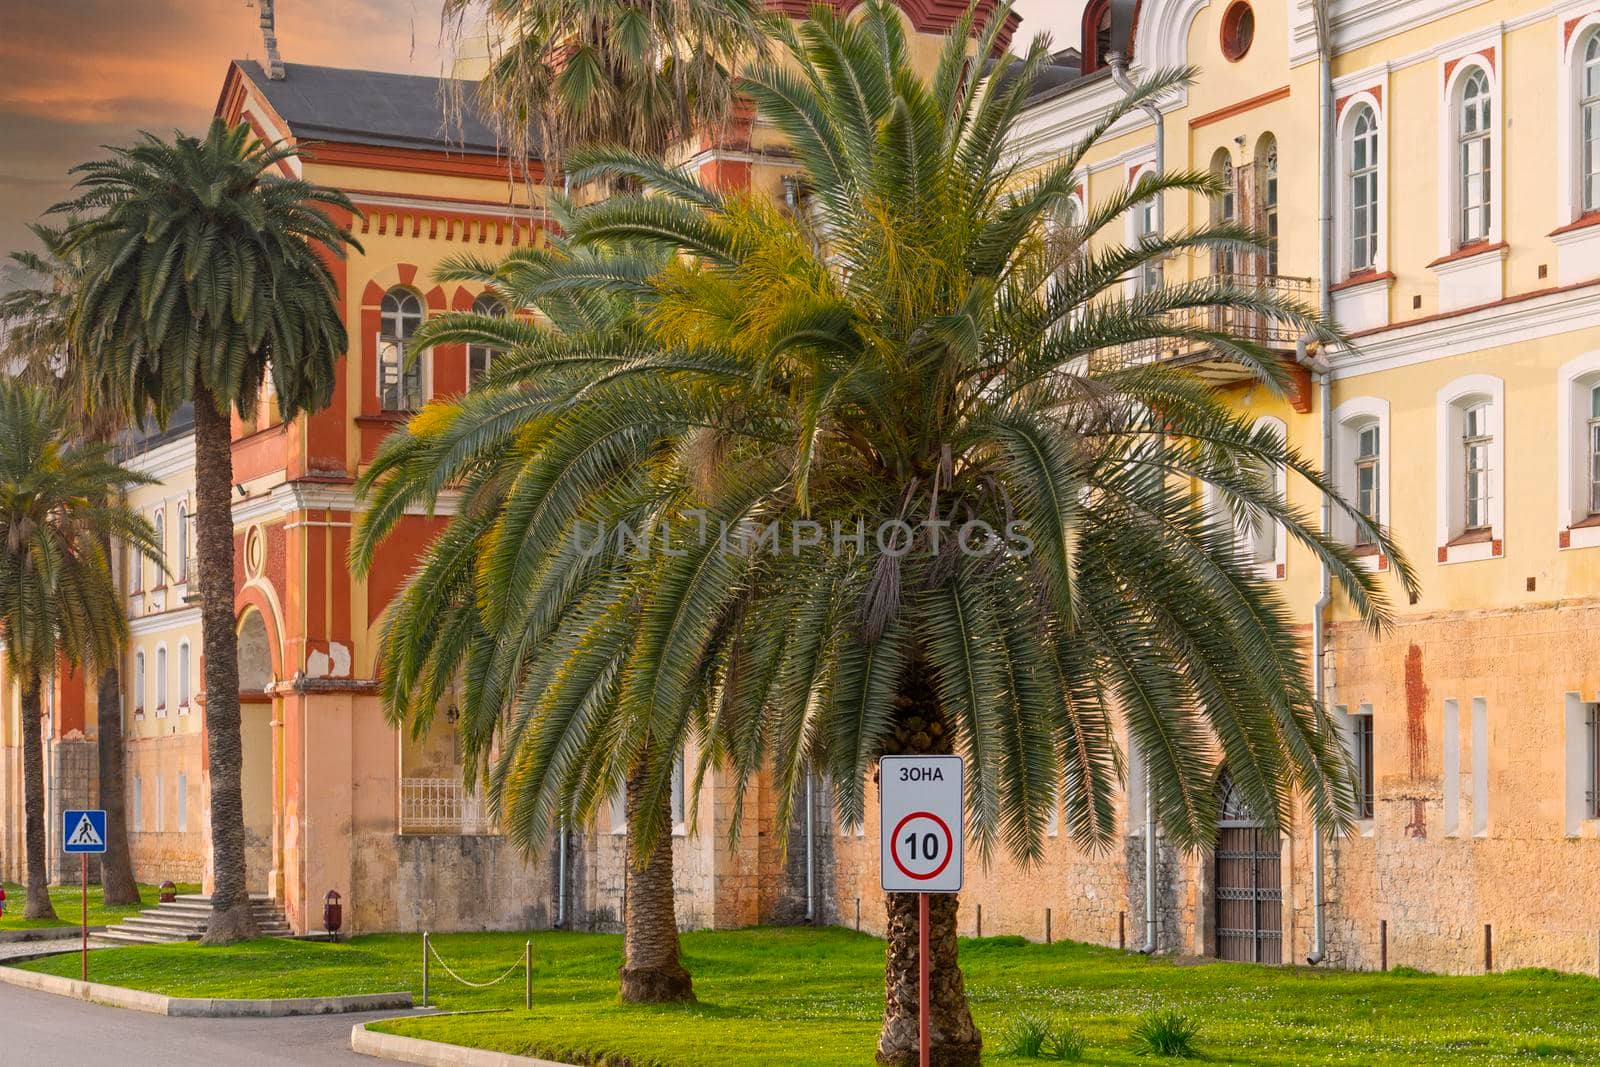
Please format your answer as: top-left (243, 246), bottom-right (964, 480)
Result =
top-left (441, 0), bottom-right (768, 176)
top-left (352, 217), bottom-right (703, 1000)
top-left (0, 381), bottom-right (159, 920)
top-left (362, 4), bottom-right (1417, 1058)
top-left (1, 220), bottom-right (143, 905)
top-left (59, 117), bottom-right (359, 944)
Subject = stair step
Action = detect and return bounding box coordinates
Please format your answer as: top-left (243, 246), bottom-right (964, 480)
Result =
top-left (98, 929), bottom-right (189, 946)
top-left (118, 917), bottom-right (206, 935)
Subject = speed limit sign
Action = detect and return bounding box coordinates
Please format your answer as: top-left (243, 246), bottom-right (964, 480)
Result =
top-left (880, 755), bottom-right (964, 893)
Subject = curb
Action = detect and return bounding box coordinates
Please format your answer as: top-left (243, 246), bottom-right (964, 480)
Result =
top-left (351, 1022), bottom-right (577, 1067)
top-left (0, 925), bottom-right (107, 943)
top-left (0, 964), bottom-right (412, 1017)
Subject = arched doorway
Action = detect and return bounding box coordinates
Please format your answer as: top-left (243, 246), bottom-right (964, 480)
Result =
top-left (1213, 769), bottom-right (1282, 963)
top-left (236, 609), bottom-right (275, 895)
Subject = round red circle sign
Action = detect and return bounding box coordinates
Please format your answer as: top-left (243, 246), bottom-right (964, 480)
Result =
top-left (890, 810), bottom-right (954, 881)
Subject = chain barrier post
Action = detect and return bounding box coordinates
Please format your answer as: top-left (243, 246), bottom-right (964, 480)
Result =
top-left (422, 932), bottom-right (429, 1008)
top-left (524, 940), bottom-right (532, 1010)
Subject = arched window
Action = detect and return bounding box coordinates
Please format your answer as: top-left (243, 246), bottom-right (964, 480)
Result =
top-left (1130, 169), bottom-right (1161, 294)
top-left (178, 641), bottom-right (192, 708)
top-left (468, 294), bottom-right (506, 390)
top-left (155, 645), bottom-right (168, 712)
top-left (1082, 0), bottom-right (1113, 74)
top-left (1349, 106), bottom-right (1379, 272)
top-left (1255, 135), bottom-right (1279, 275)
top-left (133, 650), bottom-right (145, 715)
top-left (1456, 68), bottom-right (1492, 246)
top-left (175, 503), bottom-right (188, 582)
top-left (1354, 422), bottom-right (1381, 536)
top-left (1211, 149), bottom-right (1236, 277)
top-left (152, 509), bottom-right (165, 586)
top-left (1583, 34), bottom-right (1600, 214)
top-left (378, 288), bottom-right (425, 411)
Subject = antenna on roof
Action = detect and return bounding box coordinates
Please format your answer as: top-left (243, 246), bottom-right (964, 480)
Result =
top-left (259, 0), bottom-right (286, 79)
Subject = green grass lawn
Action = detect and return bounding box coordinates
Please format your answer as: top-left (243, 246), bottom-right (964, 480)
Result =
top-left (14, 926), bottom-right (1600, 1064)
top-left (0, 882), bottom-right (199, 931)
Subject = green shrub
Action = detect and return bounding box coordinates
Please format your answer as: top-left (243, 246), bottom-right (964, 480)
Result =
top-left (1132, 1009), bottom-right (1201, 1058)
top-left (1386, 965), bottom-right (1433, 978)
top-left (1043, 1021), bottom-right (1087, 1061)
top-left (1001, 1014), bottom-right (1052, 1057)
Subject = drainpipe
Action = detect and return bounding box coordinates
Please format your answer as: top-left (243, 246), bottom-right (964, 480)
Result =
top-left (804, 772), bottom-right (816, 922)
top-left (1301, 0), bottom-right (1336, 967)
top-left (1109, 49), bottom-right (1163, 957)
top-left (555, 817), bottom-right (568, 928)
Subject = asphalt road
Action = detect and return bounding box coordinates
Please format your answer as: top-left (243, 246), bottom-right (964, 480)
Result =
top-left (0, 981), bottom-right (418, 1065)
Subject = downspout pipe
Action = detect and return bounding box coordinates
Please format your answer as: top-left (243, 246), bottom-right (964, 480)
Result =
top-left (556, 817), bottom-right (568, 928)
top-left (1109, 50), bottom-right (1162, 956)
top-left (1300, 0), bottom-right (1336, 967)
top-left (804, 772), bottom-right (816, 922)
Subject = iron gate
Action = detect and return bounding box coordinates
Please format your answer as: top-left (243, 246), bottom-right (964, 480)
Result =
top-left (1214, 772), bottom-right (1282, 963)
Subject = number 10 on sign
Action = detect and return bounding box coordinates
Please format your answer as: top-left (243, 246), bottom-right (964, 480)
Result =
top-left (879, 755), bottom-right (963, 894)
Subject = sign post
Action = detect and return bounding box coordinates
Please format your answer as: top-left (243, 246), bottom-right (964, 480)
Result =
top-left (879, 755), bottom-right (964, 1067)
top-left (63, 809), bottom-right (107, 981)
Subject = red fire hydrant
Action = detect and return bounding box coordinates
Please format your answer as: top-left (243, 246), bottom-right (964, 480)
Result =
top-left (159, 880), bottom-right (177, 903)
top-left (323, 890), bottom-right (343, 942)
top-left (0, 885), bottom-right (7, 919)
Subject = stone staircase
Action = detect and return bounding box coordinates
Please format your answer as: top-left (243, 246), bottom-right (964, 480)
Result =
top-left (99, 893), bottom-right (291, 946)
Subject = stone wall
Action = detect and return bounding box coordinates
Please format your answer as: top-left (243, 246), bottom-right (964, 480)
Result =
top-left (48, 736), bottom-right (98, 884)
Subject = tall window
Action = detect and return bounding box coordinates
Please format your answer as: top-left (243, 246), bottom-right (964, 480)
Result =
top-left (671, 752), bottom-right (687, 832)
top-left (152, 509), bottom-right (164, 585)
top-left (1457, 68), bottom-right (1492, 246)
top-left (155, 646), bottom-right (168, 711)
top-left (1463, 402), bottom-right (1492, 531)
top-left (133, 650), bottom-right (145, 715)
top-left (130, 531), bottom-right (143, 594)
top-left (1133, 175), bottom-right (1161, 294)
top-left (176, 503), bottom-right (188, 581)
top-left (178, 641), bottom-right (191, 707)
top-left (379, 289), bottom-right (424, 411)
top-left (1349, 105), bottom-right (1379, 272)
top-left (1351, 707), bottom-right (1374, 820)
top-left (1588, 385), bottom-right (1600, 516)
top-left (468, 294), bottom-right (505, 390)
top-left (1583, 35), bottom-right (1600, 214)
top-left (1258, 137), bottom-right (1279, 275)
top-left (1355, 423), bottom-right (1381, 540)
top-left (1212, 151), bottom-right (1236, 277)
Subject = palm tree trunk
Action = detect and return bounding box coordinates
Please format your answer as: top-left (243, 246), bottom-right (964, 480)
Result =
top-left (876, 677), bottom-right (980, 1067)
top-left (95, 660), bottom-right (140, 905)
top-left (618, 759), bottom-right (694, 1003)
top-left (193, 382), bottom-right (257, 944)
top-left (20, 670), bottom-right (59, 921)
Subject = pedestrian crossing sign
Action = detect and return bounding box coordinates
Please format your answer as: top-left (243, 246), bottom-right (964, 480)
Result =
top-left (63, 809), bottom-right (107, 853)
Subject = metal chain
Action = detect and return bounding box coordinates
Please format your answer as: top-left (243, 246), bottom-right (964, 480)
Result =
top-left (426, 939), bottom-right (524, 988)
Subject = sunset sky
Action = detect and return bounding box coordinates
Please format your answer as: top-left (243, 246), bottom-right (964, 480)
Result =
top-left (0, 0), bottom-right (1081, 259)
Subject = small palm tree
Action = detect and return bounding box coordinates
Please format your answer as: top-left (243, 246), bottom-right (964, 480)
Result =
top-left (1, 220), bottom-right (144, 905)
top-left (0, 381), bottom-right (158, 919)
top-left (364, 4), bottom-right (1415, 1057)
top-left (59, 117), bottom-right (360, 943)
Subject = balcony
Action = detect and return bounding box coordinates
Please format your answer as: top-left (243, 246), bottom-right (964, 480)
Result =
top-left (399, 777), bottom-right (497, 835)
top-left (1090, 272), bottom-right (1316, 384)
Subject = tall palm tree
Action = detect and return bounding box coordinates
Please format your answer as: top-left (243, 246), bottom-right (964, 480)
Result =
top-left (1, 221), bottom-right (143, 905)
top-left (363, 4), bottom-right (1417, 1058)
top-left (59, 117), bottom-right (359, 944)
top-left (442, 0), bottom-right (768, 176)
top-left (0, 381), bottom-right (158, 920)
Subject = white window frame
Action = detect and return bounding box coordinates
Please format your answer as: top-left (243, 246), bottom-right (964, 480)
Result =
top-left (1332, 397), bottom-right (1391, 567)
top-left (1210, 148), bottom-right (1238, 278)
top-left (1335, 703), bottom-right (1375, 834)
top-left (1559, 18), bottom-right (1600, 225)
top-left (1556, 351), bottom-right (1600, 547)
top-left (1470, 696), bottom-right (1489, 837)
top-left (1246, 416), bottom-right (1287, 580)
top-left (1124, 162), bottom-right (1161, 297)
top-left (1437, 55), bottom-right (1502, 256)
top-left (1046, 188), bottom-right (1088, 333)
top-left (177, 773), bottom-right (188, 834)
top-left (178, 640), bottom-right (192, 710)
top-left (671, 751), bottom-right (687, 837)
top-left (378, 288), bottom-right (426, 412)
top-left (609, 786), bottom-right (628, 835)
top-left (133, 649), bottom-right (146, 717)
top-left (151, 509), bottom-right (165, 586)
top-left (1435, 373), bottom-right (1505, 562)
top-left (1337, 96), bottom-right (1386, 278)
top-left (133, 775), bottom-right (142, 832)
top-left (176, 503), bottom-right (189, 582)
top-left (468, 293), bottom-right (505, 390)
top-left (154, 643), bottom-right (168, 716)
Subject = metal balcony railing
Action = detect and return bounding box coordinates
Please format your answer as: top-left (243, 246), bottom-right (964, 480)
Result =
top-left (1091, 271), bottom-right (1316, 377)
top-left (399, 777), bottom-right (497, 835)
